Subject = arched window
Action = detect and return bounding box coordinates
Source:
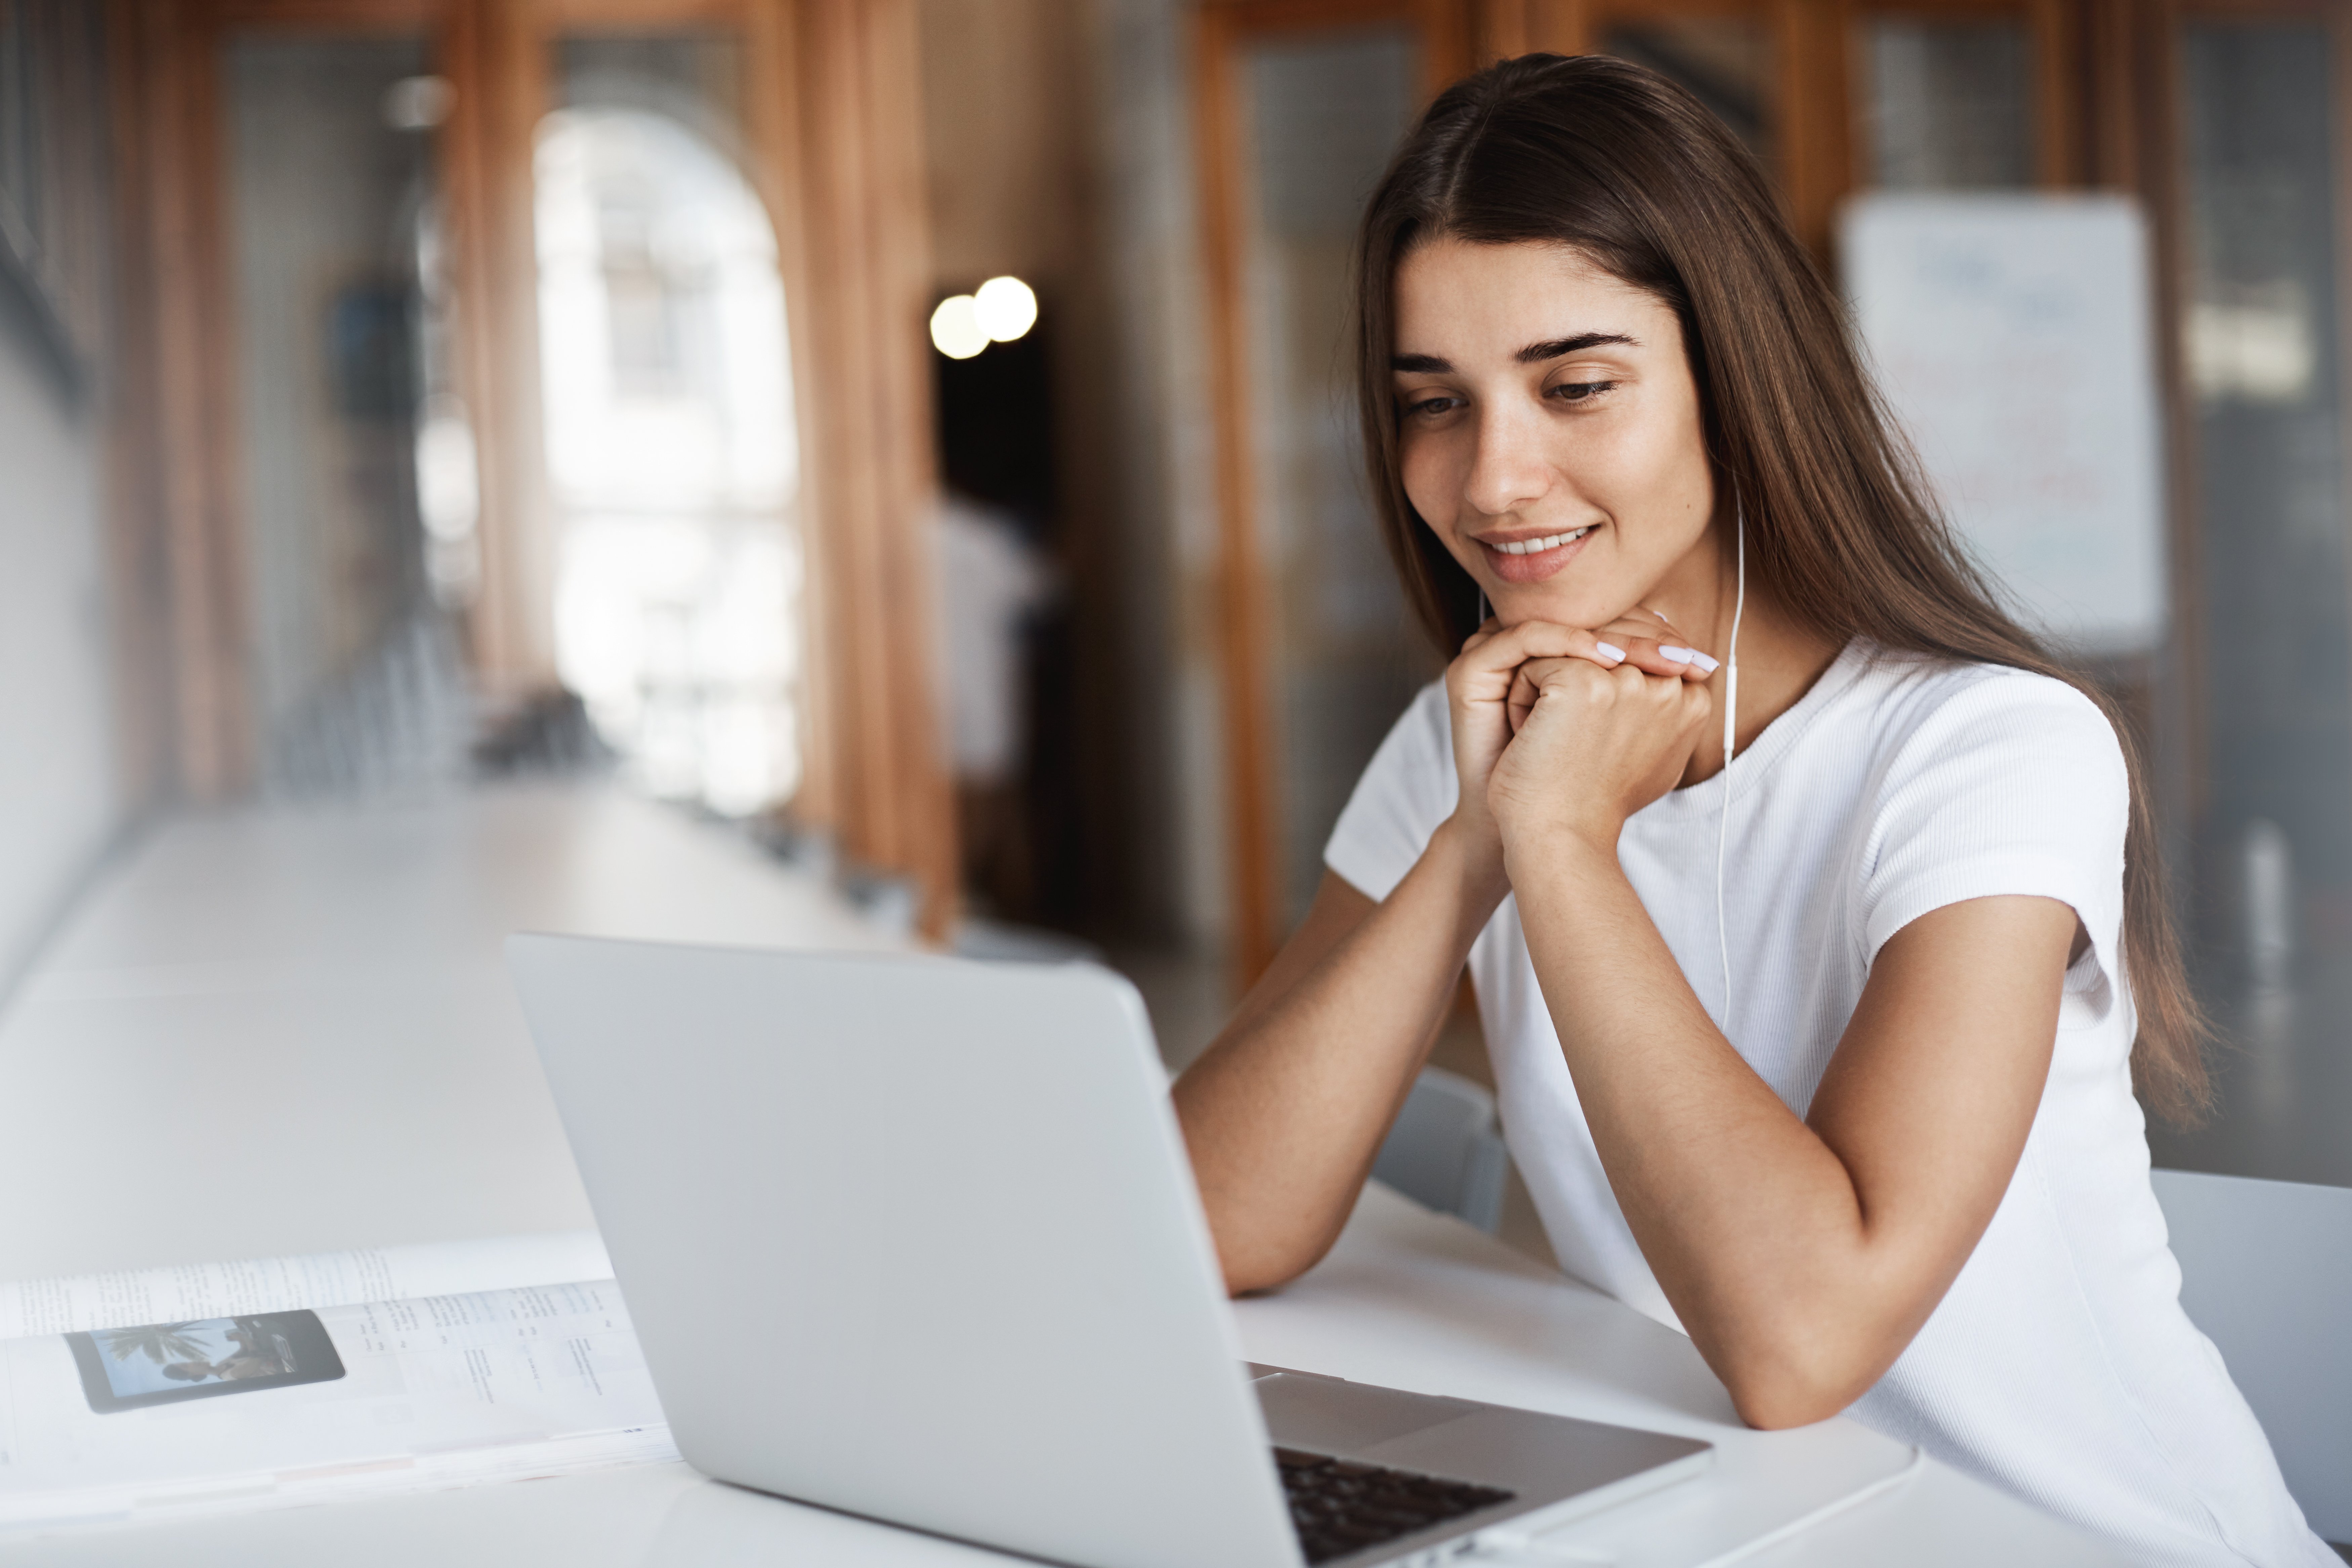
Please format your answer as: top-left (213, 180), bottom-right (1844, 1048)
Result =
top-left (534, 107), bottom-right (800, 815)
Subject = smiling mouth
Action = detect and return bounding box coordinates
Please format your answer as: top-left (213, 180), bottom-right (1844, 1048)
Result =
top-left (1484, 525), bottom-right (1593, 556)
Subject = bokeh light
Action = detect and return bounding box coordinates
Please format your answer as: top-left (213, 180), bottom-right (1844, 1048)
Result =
top-left (930, 294), bottom-right (988, 359)
top-left (973, 274), bottom-right (1038, 342)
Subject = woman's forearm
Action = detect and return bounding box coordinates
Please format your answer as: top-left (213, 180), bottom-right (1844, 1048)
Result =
top-left (1513, 829), bottom-right (2074, 1428)
top-left (1507, 830), bottom-right (1887, 1422)
top-left (1174, 819), bottom-right (1507, 1293)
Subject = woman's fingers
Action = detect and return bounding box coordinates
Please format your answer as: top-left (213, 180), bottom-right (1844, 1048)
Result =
top-left (1592, 609), bottom-right (1718, 682)
top-left (1465, 611), bottom-right (1722, 707)
top-left (1576, 633), bottom-right (1701, 682)
top-left (1455, 622), bottom-right (1627, 734)
top-left (1640, 639), bottom-right (1720, 682)
top-left (1516, 655), bottom-right (1714, 735)
top-left (1635, 603), bottom-right (1723, 682)
top-left (1458, 619), bottom-right (1629, 686)
top-left (1505, 658), bottom-right (1562, 738)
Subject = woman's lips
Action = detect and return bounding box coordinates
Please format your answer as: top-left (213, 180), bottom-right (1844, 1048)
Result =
top-left (1478, 524), bottom-right (1594, 583)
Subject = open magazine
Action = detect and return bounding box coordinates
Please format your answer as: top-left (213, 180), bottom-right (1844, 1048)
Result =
top-left (0, 1234), bottom-right (680, 1536)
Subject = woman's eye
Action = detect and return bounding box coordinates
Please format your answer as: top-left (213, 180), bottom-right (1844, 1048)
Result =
top-left (1404, 395), bottom-right (1460, 419)
top-left (1551, 379), bottom-right (1617, 404)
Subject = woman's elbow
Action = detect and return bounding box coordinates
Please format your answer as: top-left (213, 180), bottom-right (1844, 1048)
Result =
top-left (1223, 1270), bottom-right (1292, 1300)
top-left (1725, 1375), bottom-right (1849, 1431)
top-left (1714, 1337), bottom-right (1882, 1431)
top-left (1214, 1233), bottom-right (1328, 1298)
top-left (1203, 1203), bottom-right (1348, 1298)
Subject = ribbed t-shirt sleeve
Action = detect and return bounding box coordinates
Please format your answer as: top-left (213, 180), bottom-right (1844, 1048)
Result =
top-left (1324, 681), bottom-right (1459, 903)
top-left (1860, 671), bottom-right (2131, 1013)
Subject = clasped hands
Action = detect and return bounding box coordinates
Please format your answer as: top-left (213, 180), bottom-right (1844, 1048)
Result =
top-left (1443, 606), bottom-right (1720, 875)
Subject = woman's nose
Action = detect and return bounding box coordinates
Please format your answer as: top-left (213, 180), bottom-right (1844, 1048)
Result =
top-left (1463, 406), bottom-right (1552, 518)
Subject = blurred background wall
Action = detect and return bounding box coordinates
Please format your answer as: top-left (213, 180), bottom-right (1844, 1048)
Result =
top-left (0, 263), bottom-right (121, 988)
top-left (0, 1), bottom-right (128, 991)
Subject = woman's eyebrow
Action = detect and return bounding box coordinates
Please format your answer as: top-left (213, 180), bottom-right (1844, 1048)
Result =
top-left (1390, 332), bottom-right (1639, 375)
top-left (1516, 331), bottom-right (1637, 363)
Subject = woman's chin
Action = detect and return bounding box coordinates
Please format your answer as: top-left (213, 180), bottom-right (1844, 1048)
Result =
top-left (1489, 583), bottom-right (1619, 631)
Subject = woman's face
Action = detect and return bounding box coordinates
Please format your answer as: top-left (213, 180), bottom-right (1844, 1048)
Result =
top-left (1391, 238), bottom-right (1720, 631)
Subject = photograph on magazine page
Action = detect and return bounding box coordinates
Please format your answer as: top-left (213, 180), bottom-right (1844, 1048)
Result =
top-left (65, 1311), bottom-right (346, 1414)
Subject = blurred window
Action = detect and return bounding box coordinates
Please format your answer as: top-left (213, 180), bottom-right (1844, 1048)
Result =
top-left (1861, 18), bottom-right (2035, 190)
top-left (2155, 22), bottom-right (2352, 1184)
top-left (536, 38), bottom-right (802, 817)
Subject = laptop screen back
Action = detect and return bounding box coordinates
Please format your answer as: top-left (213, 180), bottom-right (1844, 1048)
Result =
top-left (509, 937), bottom-right (1300, 1568)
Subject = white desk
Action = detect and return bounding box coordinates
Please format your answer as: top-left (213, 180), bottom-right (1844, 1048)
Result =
top-left (0, 786), bottom-right (891, 1281)
top-left (0, 791), bottom-right (2123, 1565)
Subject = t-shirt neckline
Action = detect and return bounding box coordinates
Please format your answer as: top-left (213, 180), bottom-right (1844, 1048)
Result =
top-left (1636, 636), bottom-right (1873, 821)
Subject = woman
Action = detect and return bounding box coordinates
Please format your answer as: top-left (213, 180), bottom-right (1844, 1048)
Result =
top-left (1171, 54), bottom-right (2333, 1566)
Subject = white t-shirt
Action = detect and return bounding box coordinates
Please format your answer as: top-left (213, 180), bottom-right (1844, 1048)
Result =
top-left (1326, 640), bottom-right (2334, 1567)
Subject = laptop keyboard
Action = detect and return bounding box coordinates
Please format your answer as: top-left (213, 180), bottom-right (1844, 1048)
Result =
top-left (1274, 1446), bottom-right (1516, 1564)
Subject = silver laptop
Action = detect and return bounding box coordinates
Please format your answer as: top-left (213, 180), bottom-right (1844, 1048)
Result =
top-left (508, 936), bottom-right (1710, 1568)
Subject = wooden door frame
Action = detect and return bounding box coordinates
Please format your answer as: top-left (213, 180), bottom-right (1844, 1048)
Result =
top-left (1195, 0), bottom-right (1478, 984)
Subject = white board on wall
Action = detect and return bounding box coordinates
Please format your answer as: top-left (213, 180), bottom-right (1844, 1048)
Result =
top-left (1841, 193), bottom-right (2166, 655)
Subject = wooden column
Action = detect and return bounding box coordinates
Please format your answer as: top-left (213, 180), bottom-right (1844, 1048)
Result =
top-left (775, 0), bottom-right (960, 936)
top-left (124, 0), bottom-right (255, 800)
top-left (1194, 0), bottom-right (1281, 985)
top-left (742, 0), bottom-right (837, 835)
top-left (443, 0), bottom-right (558, 698)
top-left (104, 0), bottom-right (184, 810)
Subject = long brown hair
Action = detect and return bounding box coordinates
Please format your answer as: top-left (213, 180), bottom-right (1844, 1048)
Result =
top-left (1353, 53), bottom-right (2210, 1123)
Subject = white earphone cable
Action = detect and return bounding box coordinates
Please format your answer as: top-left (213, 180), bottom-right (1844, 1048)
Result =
top-left (1716, 508), bottom-right (1746, 1031)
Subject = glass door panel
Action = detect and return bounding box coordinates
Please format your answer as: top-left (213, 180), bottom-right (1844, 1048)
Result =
top-left (1237, 24), bottom-right (1434, 931)
top-left (2152, 22), bottom-right (2352, 1186)
top-left (1858, 16), bottom-right (2035, 189)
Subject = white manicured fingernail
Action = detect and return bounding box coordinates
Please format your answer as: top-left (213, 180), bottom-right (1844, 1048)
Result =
top-left (1659, 645), bottom-right (1695, 665)
top-left (1690, 652), bottom-right (1720, 673)
top-left (1595, 642), bottom-right (1625, 662)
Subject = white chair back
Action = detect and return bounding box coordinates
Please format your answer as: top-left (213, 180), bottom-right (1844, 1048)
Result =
top-left (2151, 1167), bottom-right (2352, 1543)
top-left (1372, 1067), bottom-right (1510, 1234)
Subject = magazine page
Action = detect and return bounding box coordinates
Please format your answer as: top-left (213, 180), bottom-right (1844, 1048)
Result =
top-left (0, 1279), bottom-right (677, 1535)
top-left (0, 1231), bottom-right (614, 1339)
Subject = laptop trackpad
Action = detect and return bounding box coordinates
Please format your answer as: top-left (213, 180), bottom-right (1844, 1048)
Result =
top-left (1254, 1372), bottom-right (1483, 1455)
